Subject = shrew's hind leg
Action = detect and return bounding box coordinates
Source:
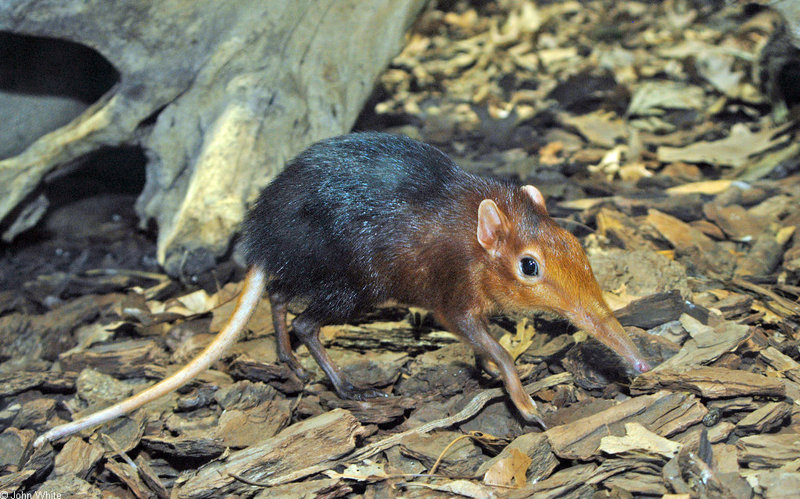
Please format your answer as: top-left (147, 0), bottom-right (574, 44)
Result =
top-left (292, 313), bottom-right (388, 401)
top-left (269, 291), bottom-right (307, 379)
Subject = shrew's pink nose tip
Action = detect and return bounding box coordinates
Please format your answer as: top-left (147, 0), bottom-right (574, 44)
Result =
top-left (634, 359), bottom-right (651, 374)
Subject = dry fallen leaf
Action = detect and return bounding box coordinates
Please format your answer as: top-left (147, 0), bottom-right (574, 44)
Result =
top-left (604, 283), bottom-right (641, 311)
top-left (561, 111), bottom-right (627, 148)
top-left (538, 141), bottom-right (564, 165)
top-left (558, 197), bottom-right (613, 211)
top-left (665, 179), bottom-right (736, 196)
top-left (598, 422), bottom-right (682, 458)
top-left (169, 289), bottom-right (217, 315)
top-left (657, 123), bottom-right (786, 167)
top-left (499, 318), bottom-right (536, 360)
top-left (483, 448), bottom-right (531, 488)
top-left (323, 459), bottom-right (389, 482)
top-left (628, 81), bottom-right (705, 115)
top-left (618, 162), bottom-right (653, 182)
top-left (408, 479), bottom-right (497, 498)
top-left (65, 321), bottom-right (125, 354)
top-left (589, 146), bottom-right (625, 180)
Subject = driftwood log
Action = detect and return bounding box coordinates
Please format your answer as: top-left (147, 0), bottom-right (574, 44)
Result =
top-left (0, 0), bottom-right (425, 274)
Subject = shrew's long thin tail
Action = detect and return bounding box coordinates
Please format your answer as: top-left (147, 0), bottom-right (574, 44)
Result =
top-left (34, 266), bottom-right (267, 447)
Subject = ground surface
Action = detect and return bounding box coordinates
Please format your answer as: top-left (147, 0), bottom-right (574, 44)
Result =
top-left (2, 1), bottom-right (800, 497)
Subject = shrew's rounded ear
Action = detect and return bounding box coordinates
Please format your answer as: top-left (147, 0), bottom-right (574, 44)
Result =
top-left (522, 185), bottom-right (547, 214)
top-left (477, 199), bottom-right (509, 258)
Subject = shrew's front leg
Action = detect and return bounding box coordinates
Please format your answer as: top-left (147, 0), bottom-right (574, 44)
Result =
top-left (439, 312), bottom-right (545, 427)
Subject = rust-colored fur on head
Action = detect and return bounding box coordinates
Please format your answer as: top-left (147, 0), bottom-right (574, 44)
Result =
top-left (474, 185), bottom-right (649, 373)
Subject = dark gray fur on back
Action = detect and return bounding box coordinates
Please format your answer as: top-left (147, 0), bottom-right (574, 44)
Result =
top-left (242, 132), bottom-right (508, 322)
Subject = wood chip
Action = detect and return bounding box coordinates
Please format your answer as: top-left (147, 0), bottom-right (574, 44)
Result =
top-left (400, 430), bottom-right (485, 476)
top-left (325, 321), bottom-right (457, 353)
top-left (599, 422), bottom-right (681, 458)
top-left (0, 428), bottom-right (35, 468)
top-left (140, 435), bottom-right (226, 461)
top-left (546, 391), bottom-right (705, 460)
top-left (0, 470), bottom-right (36, 494)
top-left (615, 290), bottom-right (693, 329)
top-left (135, 454), bottom-right (170, 499)
top-left (477, 432), bottom-right (558, 484)
top-left (105, 459), bottom-right (153, 499)
top-left (655, 314), bottom-right (751, 371)
top-left (227, 355), bottom-right (304, 394)
top-left (508, 462), bottom-right (597, 499)
top-left (646, 209), bottom-right (715, 253)
top-left (631, 366), bottom-right (785, 398)
top-left (0, 371), bottom-right (78, 397)
top-left (53, 437), bottom-right (104, 479)
top-left (320, 392), bottom-right (416, 424)
top-left (175, 409), bottom-right (367, 497)
top-left (759, 346), bottom-right (800, 383)
top-left (59, 339), bottom-right (168, 378)
top-left (735, 401), bottom-right (792, 435)
top-left (737, 434), bottom-right (800, 469)
top-left (212, 399), bottom-right (292, 448)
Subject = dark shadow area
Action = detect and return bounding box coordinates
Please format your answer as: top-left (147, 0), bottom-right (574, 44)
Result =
top-left (0, 32), bottom-right (121, 159)
top-left (43, 146), bottom-right (147, 206)
top-left (0, 31), bottom-right (119, 103)
top-left (0, 146), bottom-right (155, 294)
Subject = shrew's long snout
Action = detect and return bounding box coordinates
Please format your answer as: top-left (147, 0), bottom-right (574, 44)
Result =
top-left (571, 310), bottom-right (651, 374)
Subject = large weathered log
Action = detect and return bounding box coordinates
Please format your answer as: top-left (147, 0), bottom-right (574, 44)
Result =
top-left (0, 0), bottom-right (425, 274)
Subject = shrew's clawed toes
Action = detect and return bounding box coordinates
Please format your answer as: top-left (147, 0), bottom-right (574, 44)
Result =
top-left (337, 382), bottom-right (389, 401)
top-left (291, 362), bottom-right (310, 381)
top-left (520, 408), bottom-right (547, 429)
top-left (292, 365), bottom-right (310, 382)
top-left (277, 353), bottom-right (309, 381)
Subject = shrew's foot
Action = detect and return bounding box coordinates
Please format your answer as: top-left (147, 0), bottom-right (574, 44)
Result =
top-left (279, 353), bottom-right (309, 381)
top-left (336, 381), bottom-right (389, 401)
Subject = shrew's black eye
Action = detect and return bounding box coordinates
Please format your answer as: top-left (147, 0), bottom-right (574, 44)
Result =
top-left (520, 257), bottom-right (539, 277)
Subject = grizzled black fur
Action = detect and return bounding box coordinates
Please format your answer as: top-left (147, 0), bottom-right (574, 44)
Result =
top-left (242, 132), bottom-right (530, 323)
top-left (758, 21), bottom-right (800, 113)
